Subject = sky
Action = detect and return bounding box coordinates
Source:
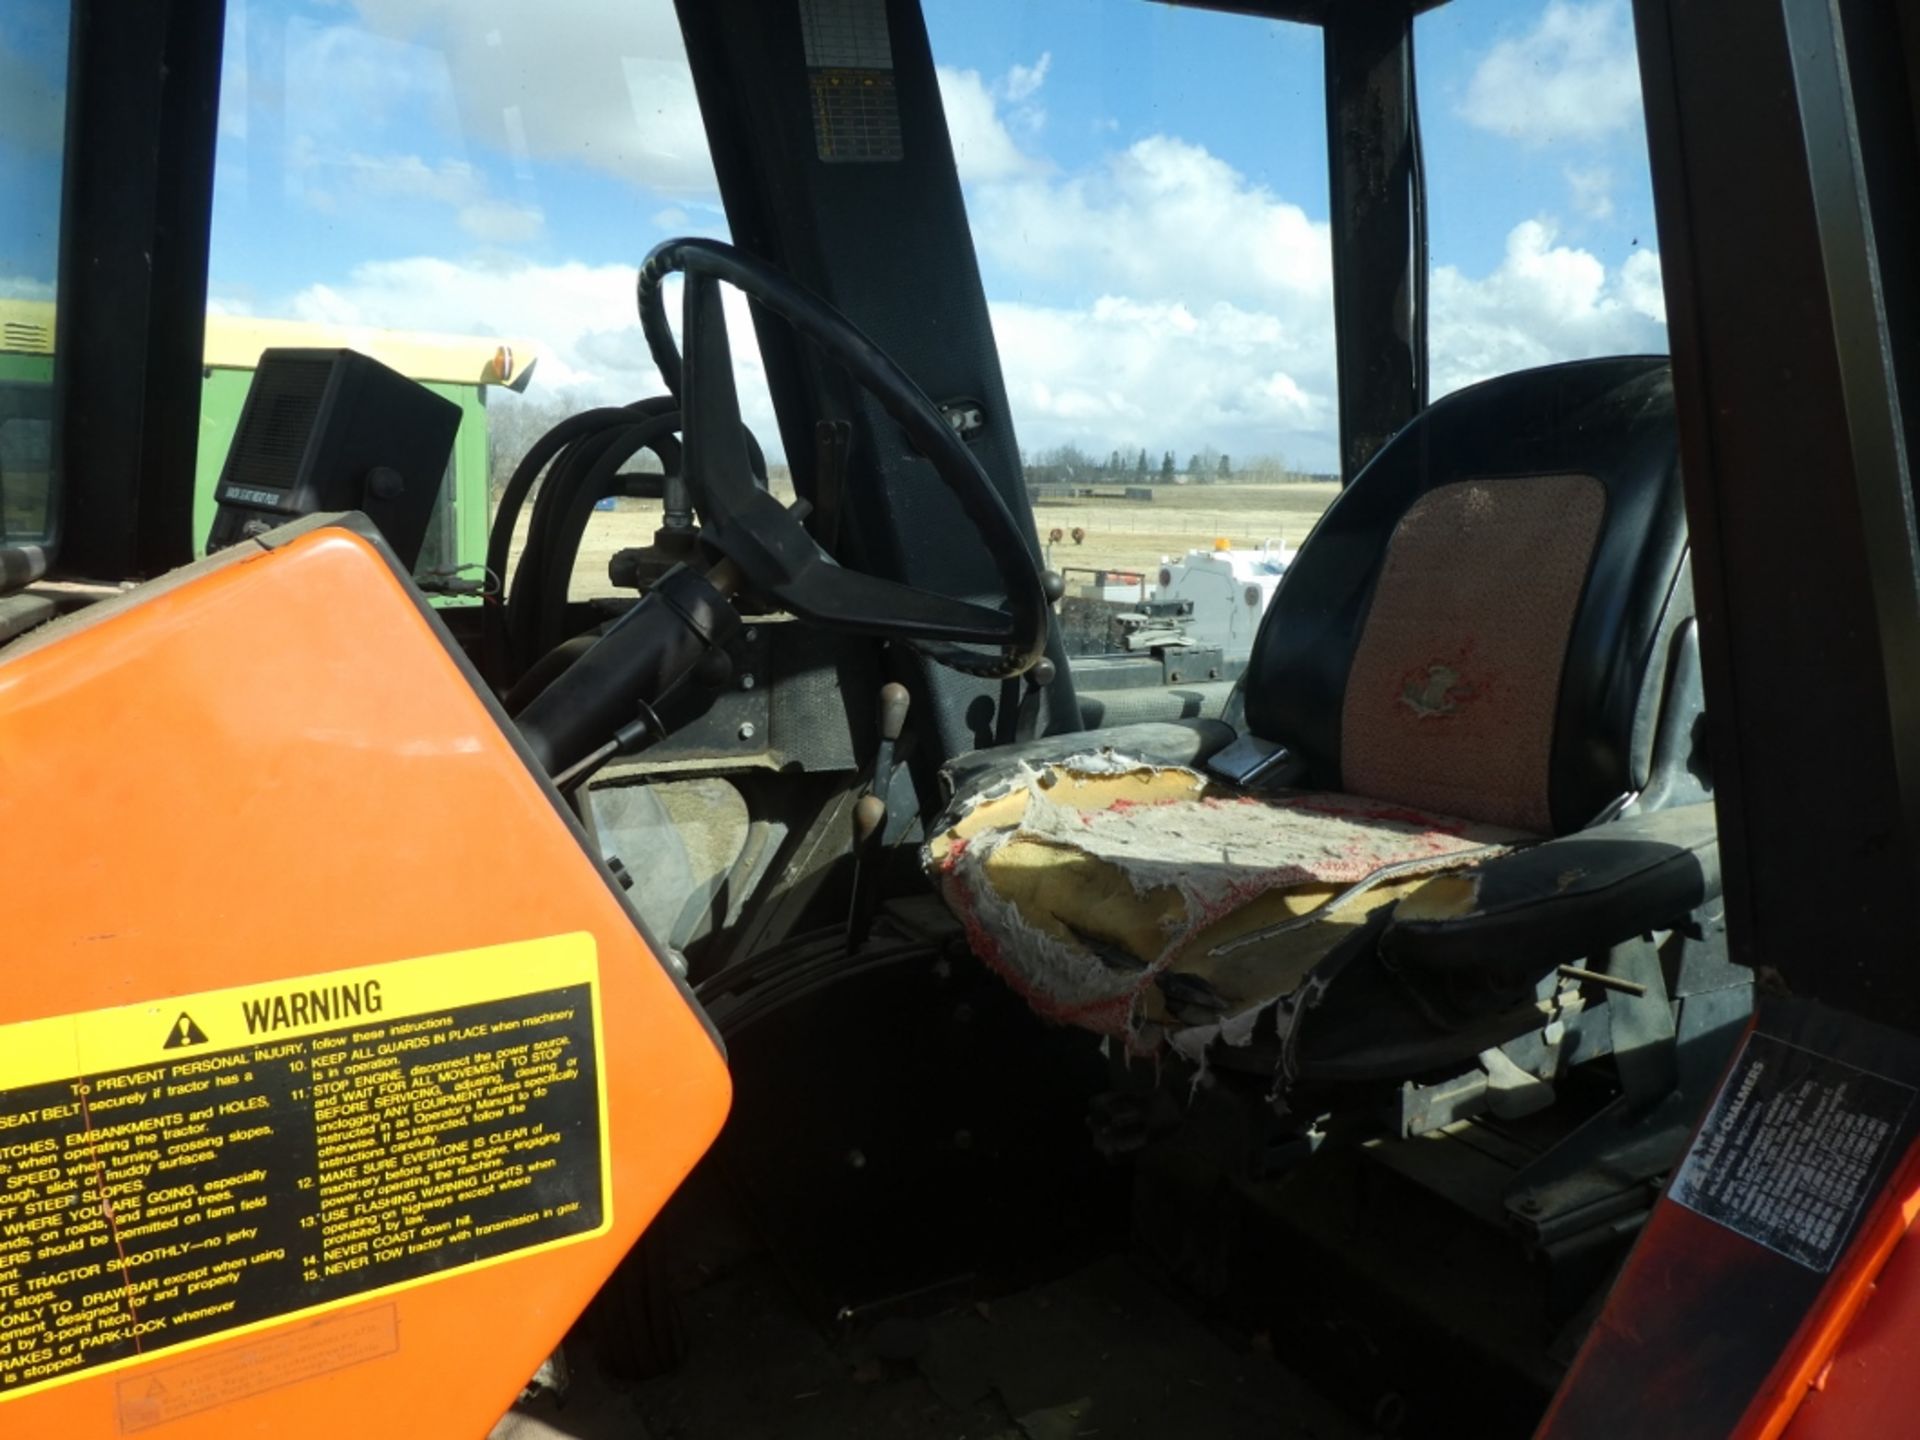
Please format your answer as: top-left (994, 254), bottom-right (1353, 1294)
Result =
top-left (0, 0), bottom-right (1668, 473)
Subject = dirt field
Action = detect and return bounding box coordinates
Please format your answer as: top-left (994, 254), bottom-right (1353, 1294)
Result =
top-left (510, 477), bottom-right (1339, 598)
top-left (1028, 480), bottom-right (1336, 578)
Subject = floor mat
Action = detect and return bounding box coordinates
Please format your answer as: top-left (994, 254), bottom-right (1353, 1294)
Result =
top-left (920, 1255), bottom-right (1363, 1440)
top-left (489, 1167), bottom-right (1365, 1440)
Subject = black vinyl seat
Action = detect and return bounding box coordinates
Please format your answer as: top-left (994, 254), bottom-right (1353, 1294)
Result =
top-left (925, 358), bottom-right (1717, 1082)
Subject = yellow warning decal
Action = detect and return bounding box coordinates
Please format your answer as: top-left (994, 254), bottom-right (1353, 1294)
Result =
top-left (0, 933), bottom-right (610, 1404)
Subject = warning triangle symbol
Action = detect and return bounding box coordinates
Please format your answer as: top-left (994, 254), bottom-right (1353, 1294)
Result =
top-left (163, 1013), bottom-right (209, 1049)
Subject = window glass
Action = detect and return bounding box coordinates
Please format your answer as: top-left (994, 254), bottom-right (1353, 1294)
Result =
top-left (1416, 0), bottom-right (1667, 399)
top-left (201, 3), bottom-right (1671, 597)
top-left (208, 2), bottom-right (1347, 597)
top-left (208, 0), bottom-right (770, 593)
top-left (0, 2), bottom-right (69, 547)
top-left (926, 0), bottom-right (1341, 577)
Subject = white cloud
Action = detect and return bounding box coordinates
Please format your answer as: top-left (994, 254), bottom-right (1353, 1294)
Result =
top-left (1565, 164), bottom-right (1614, 220)
top-left (283, 17), bottom-right (460, 155)
top-left (276, 254), bottom-right (779, 438)
top-left (936, 65), bottom-right (1045, 183)
top-left (1619, 248), bottom-right (1666, 324)
top-left (1429, 220), bottom-right (1665, 398)
top-left (942, 107), bottom-right (1339, 465)
top-left (945, 53), bottom-right (1665, 467)
top-left (1003, 53), bottom-right (1051, 105)
top-left (339, 153), bottom-right (480, 208)
top-left (457, 198), bottom-right (546, 245)
top-left (0, 276), bottom-right (54, 302)
top-left (294, 151), bottom-right (547, 243)
top-left (230, 24), bottom-right (1667, 477)
top-left (953, 65), bottom-right (1662, 465)
top-left (969, 136), bottom-right (1332, 315)
top-left (618, 55), bottom-right (721, 196)
top-left (935, 52), bottom-right (1057, 181)
top-left (989, 295), bottom-right (1328, 465)
top-left (273, 215), bottom-right (1665, 476)
top-left (999, 52), bottom-right (1051, 134)
top-left (1461, 0), bottom-right (1643, 145)
top-left (340, 0), bottom-right (719, 198)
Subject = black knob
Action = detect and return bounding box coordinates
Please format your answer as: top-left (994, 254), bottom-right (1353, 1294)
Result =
top-left (1041, 569), bottom-right (1066, 603)
top-left (1028, 657), bottom-right (1056, 688)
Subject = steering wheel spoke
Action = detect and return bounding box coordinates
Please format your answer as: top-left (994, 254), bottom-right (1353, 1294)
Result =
top-left (680, 269), bottom-right (760, 518)
top-left (780, 566), bottom-right (1018, 646)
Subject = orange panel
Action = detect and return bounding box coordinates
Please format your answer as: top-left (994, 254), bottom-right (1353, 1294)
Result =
top-left (1539, 1001), bottom-right (1920, 1440)
top-left (1782, 1235), bottom-right (1920, 1434)
top-left (0, 520), bottom-right (730, 1437)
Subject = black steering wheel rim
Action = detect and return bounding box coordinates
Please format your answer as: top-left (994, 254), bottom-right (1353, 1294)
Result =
top-left (636, 237), bottom-right (1050, 680)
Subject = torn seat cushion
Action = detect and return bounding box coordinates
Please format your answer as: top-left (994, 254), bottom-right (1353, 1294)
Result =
top-left (923, 752), bottom-right (1526, 1048)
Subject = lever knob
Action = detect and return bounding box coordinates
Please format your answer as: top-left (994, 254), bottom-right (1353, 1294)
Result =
top-left (878, 681), bottom-right (911, 742)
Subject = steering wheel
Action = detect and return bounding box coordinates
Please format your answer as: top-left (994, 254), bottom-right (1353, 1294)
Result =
top-left (635, 237), bottom-right (1050, 680)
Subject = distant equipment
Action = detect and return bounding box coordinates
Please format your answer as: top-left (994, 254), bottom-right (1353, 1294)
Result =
top-left (1133, 539), bottom-right (1292, 658)
top-left (207, 347), bottom-right (461, 569)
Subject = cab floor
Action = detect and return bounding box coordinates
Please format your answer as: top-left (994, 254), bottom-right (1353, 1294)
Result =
top-left (491, 1174), bottom-right (1369, 1440)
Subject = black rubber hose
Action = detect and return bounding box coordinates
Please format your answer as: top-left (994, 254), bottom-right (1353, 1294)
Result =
top-left (484, 405), bottom-right (645, 682)
top-left (518, 400), bottom-right (676, 599)
top-left (492, 396), bottom-right (767, 683)
top-left (635, 237), bottom-right (1048, 680)
top-left (533, 415), bottom-right (683, 662)
top-left (489, 407), bottom-right (643, 612)
top-left (533, 426), bottom-right (686, 618)
top-left (509, 426), bottom-right (634, 674)
top-left (531, 433), bottom-right (650, 657)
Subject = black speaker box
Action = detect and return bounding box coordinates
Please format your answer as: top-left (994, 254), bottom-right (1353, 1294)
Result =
top-left (207, 347), bottom-right (462, 570)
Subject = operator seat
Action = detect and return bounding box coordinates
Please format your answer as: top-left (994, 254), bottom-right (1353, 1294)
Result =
top-left (926, 358), bottom-right (1714, 1078)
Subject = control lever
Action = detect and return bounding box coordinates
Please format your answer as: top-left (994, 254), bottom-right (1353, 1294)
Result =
top-left (847, 682), bottom-right (911, 951)
top-left (1012, 570), bottom-right (1066, 743)
top-left (872, 681), bottom-right (910, 793)
top-left (1013, 658), bottom-right (1057, 743)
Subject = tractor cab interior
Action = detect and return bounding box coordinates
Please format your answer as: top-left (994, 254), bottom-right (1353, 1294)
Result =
top-left (4, 1), bottom-right (1920, 1437)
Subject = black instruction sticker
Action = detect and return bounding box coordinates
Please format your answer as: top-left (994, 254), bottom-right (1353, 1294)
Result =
top-left (0, 936), bottom-right (606, 1402)
top-left (1669, 1031), bottom-right (1914, 1272)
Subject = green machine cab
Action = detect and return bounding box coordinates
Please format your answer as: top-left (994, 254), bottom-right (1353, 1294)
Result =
top-left (0, 297), bottom-right (534, 583)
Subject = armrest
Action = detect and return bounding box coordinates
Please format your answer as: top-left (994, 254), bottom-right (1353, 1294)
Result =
top-left (1383, 802), bottom-right (1720, 973)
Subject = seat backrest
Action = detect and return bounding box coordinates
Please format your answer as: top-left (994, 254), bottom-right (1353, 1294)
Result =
top-left (1242, 357), bottom-right (1694, 836)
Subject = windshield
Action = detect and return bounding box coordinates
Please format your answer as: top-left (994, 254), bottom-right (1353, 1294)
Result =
top-left (195, 1), bottom-right (1670, 598)
top-left (0, 1), bottom-right (68, 549)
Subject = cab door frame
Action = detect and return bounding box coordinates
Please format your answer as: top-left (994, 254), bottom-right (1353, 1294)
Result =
top-left (51, 0), bottom-right (225, 580)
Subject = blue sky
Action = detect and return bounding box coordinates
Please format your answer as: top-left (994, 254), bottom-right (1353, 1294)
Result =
top-left (0, 0), bottom-right (1667, 471)
top-left (0, 0), bottom-right (68, 296)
